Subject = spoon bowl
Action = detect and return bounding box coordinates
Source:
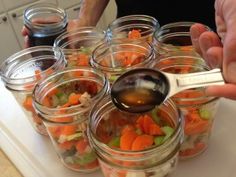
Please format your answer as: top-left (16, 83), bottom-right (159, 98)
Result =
top-left (111, 68), bottom-right (224, 113)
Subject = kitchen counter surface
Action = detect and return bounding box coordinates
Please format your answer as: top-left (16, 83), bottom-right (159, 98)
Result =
top-left (0, 79), bottom-right (236, 177)
top-left (0, 148), bottom-right (23, 177)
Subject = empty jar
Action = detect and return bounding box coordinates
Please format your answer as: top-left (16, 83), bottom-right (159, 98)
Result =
top-left (106, 15), bottom-right (160, 43)
top-left (0, 46), bottom-right (66, 135)
top-left (54, 27), bottom-right (105, 67)
top-left (88, 96), bottom-right (183, 177)
top-left (153, 55), bottom-right (220, 159)
top-left (153, 21), bottom-right (211, 58)
top-left (24, 3), bottom-right (68, 47)
top-left (32, 67), bottom-right (109, 172)
top-left (90, 40), bottom-right (155, 84)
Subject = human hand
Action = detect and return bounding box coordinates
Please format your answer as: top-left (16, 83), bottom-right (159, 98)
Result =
top-left (190, 0), bottom-right (236, 100)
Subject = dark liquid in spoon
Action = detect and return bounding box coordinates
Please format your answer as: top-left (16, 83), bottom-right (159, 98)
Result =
top-left (111, 69), bottom-right (170, 113)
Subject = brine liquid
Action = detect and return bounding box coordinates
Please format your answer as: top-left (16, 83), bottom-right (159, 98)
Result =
top-left (112, 87), bottom-right (166, 113)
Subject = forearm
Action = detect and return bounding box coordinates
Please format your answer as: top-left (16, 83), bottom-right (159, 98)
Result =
top-left (78, 0), bottom-right (110, 26)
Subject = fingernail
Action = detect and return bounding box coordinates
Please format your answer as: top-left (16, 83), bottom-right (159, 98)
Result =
top-left (227, 62), bottom-right (236, 83)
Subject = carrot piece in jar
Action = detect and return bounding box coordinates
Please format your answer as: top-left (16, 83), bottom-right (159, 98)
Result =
top-left (60, 125), bottom-right (77, 135)
top-left (76, 139), bottom-right (89, 154)
top-left (68, 93), bottom-right (81, 105)
top-left (131, 134), bottom-right (154, 151)
top-left (23, 96), bottom-right (34, 112)
top-left (120, 131), bottom-right (138, 150)
top-left (128, 29), bottom-right (141, 39)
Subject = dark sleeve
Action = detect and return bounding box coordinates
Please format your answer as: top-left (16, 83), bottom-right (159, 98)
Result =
top-left (115, 0), bottom-right (216, 31)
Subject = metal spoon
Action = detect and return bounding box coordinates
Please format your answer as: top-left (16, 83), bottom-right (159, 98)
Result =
top-left (110, 68), bottom-right (224, 113)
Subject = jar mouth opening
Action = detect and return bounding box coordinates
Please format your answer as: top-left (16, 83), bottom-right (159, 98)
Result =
top-left (154, 21), bottom-right (212, 44)
top-left (90, 42), bottom-right (154, 73)
top-left (88, 98), bottom-right (183, 158)
top-left (33, 67), bottom-right (109, 123)
top-left (109, 14), bottom-right (159, 29)
top-left (0, 46), bottom-right (65, 92)
top-left (24, 3), bottom-right (68, 35)
top-left (54, 27), bottom-right (105, 52)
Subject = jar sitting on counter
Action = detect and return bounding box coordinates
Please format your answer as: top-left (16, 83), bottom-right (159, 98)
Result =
top-left (54, 27), bottom-right (105, 67)
top-left (88, 96), bottom-right (183, 177)
top-left (106, 14), bottom-right (160, 43)
top-left (32, 67), bottom-right (109, 172)
top-left (90, 40), bottom-right (155, 84)
top-left (0, 46), bottom-right (66, 136)
top-left (24, 3), bottom-right (68, 47)
top-left (153, 54), bottom-right (220, 159)
top-left (153, 21), bottom-right (211, 58)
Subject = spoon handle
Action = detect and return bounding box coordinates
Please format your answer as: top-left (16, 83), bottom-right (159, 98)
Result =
top-left (165, 68), bottom-right (225, 97)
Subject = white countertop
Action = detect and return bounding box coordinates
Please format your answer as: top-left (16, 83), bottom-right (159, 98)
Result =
top-left (0, 80), bottom-right (236, 177)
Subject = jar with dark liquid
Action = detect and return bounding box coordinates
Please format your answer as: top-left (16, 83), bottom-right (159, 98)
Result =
top-left (24, 3), bottom-right (68, 47)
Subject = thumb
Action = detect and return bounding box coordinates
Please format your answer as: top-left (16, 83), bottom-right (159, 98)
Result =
top-left (223, 11), bottom-right (236, 83)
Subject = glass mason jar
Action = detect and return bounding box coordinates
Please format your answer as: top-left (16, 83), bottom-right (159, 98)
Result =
top-left (90, 40), bottom-right (155, 84)
top-left (0, 46), bottom-right (66, 135)
top-left (88, 96), bottom-right (183, 177)
top-left (153, 55), bottom-right (220, 159)
top-left (106, 15), bottom-right (160, 43)
top-left (24, 3), bottom-right (68, 47)
top-left (32, 67), bottom-right (109, 172)
top-left (54, 27), bottom-right (105, 67)
top-left (153, 21), bottom-right (211, 58)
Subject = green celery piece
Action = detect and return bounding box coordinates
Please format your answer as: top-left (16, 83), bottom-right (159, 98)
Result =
top-left (80, 46), bottom-right (91, 55)
top-left (109, 75), bottom-right (118, 82)
top-left (161, 126), bottom-right (174, 142)
top-left (66, 132), bottom-right (83, 141)
top-left (151, 107), bottom-right (161, 124)
top-left (108, 136), bottom-right (120, 148)
top-left (58, 93), bottom-right (68, 105)
top-left (199, 108), bottom-right (211, 120)
top-left (74, 151), bottom-right (97, 165)
top-left (154, 136), bottom-right (165, 146)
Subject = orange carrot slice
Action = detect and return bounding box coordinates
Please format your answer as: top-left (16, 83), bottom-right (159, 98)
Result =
top-left (68, 93), bottom-right (81, 105)
top-left (23, 96), bottom-right (34, 112)
top-left (59, 140), bottom-right (77, 150)
top-left (60, 125), bottom-right (77, 135)
top-left (76, 139), bottom-right (89, 154)
top-left (128, 29), bottom-right (141, 39)
top-left (131, 134), bottom-right (154, 151)
top-left (120, 131), bottom-right (138, 150)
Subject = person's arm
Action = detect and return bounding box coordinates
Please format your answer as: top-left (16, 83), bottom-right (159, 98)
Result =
top-left (74, 0), bottom-right (110, 26)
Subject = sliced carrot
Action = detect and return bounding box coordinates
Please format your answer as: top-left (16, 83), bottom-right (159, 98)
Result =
top-left (128, 29), bottom-right (141, 39)
top-left (84, 160), bottom-right (99, 169)
top-left (58, 140), bottom-right (77, 150)
top-left (77, 53), bottom-right (89, 66)
top-left (148, 124), bottom-right (164, 136)
top-left (32, 113), bottom-right (43, 124)
top-left (60, 125), bottom-right (77, 135)
top-left (184, 119), bottom-right (210, 135)
top-left (48, 126), bottom-right (62, 138)
top-left (76, 139), bottom-right (89, 154)
top-left (120, 131), bottom-right (138, 150)
top-left (35, 69), bottom-right (42, 81)
top-left (143, 115), bottom-right (155, 134)
top-left (23, 96), bottom-right (34, 112)
top-left (131, 134), bottom-right (154, 151)
top-left (68, 93), bottom-right (81, 105)
top-left (179, 142), bottom-right (206, 157)
top-left (42, 96), bottom-right (51, 107)
top-left (121, 124), bottom-right (135, 135)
